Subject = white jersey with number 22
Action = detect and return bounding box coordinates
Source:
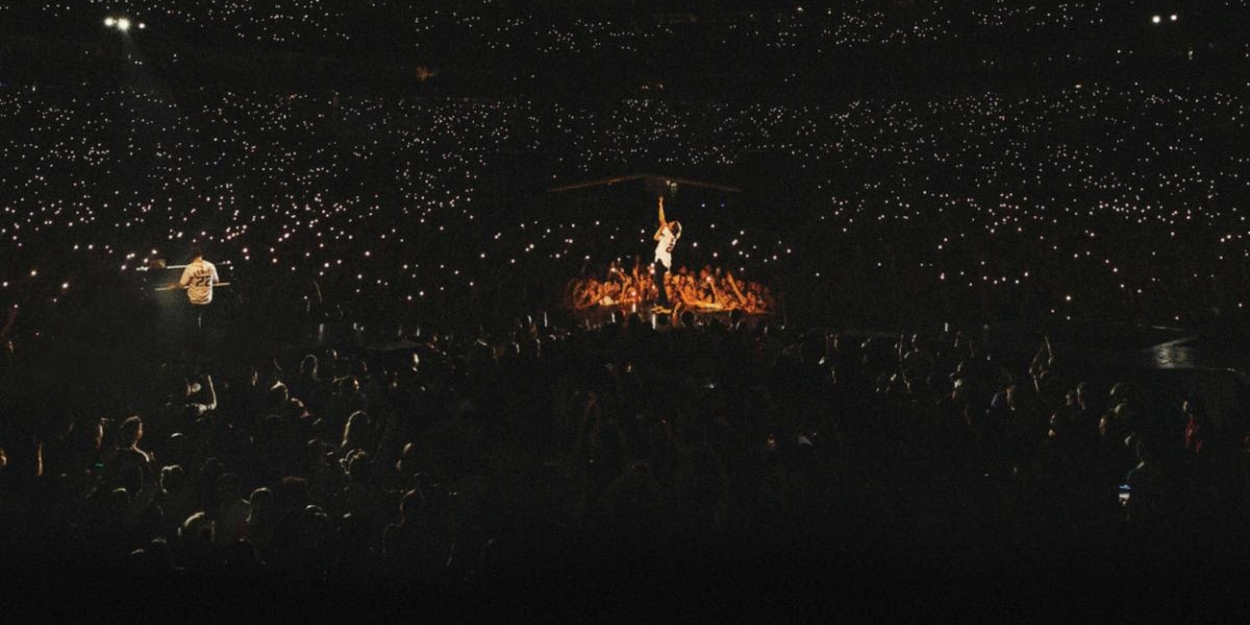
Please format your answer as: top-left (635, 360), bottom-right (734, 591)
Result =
top-left (179, 260), bottom-right (219, 305)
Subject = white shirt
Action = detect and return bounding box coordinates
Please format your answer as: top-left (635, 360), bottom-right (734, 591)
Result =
top-left (654, 225), bottom-right (680, 269)
top-left (178, 259), bottom-right (219, 305)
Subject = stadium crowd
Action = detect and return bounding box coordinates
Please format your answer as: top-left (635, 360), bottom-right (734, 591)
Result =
top-left (1, 0), bottom-right (1195, 51)
top-left (1, 4), bottom-right (1249, 615)
top-left (3, 83), bottom-right (1250, 346)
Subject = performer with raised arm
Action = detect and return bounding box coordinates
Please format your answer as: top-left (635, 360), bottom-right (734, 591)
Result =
top-left (651, 196), bottom-right (681, 313)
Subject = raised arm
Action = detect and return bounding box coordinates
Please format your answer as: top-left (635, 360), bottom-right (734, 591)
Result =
top-left (726, 272), bottom-right (747, 305)
top-left (0, 305), bottom-right (17, 342)
top-left (203, 374), bottom-right (217, 412)
top-left (653, 196), bottom-right (667, 241)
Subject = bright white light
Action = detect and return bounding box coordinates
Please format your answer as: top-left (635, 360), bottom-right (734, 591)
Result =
top-left (104, 17), bottom-right (116, 27)
top-left (1170, 14), bottom-right (1178, 21)
top-left (117, 18), bottom-right (131, 31)
top-left (138, 22), bottom-right (146, 29)
top-left (1151, 15), bottom-right (1161, 24)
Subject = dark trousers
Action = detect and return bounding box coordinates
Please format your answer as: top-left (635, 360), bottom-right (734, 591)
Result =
top-left (186, 303), bottom-right (213, 360)
top-left (654, 260), bottom-right (669, 307)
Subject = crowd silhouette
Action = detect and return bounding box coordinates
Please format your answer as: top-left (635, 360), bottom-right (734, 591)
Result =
top-left (2, 307), bottom-right (1248, 618)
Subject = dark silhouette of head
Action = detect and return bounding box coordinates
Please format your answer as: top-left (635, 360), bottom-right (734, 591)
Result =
top-left (119, 415), bottom-right (144, 449)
